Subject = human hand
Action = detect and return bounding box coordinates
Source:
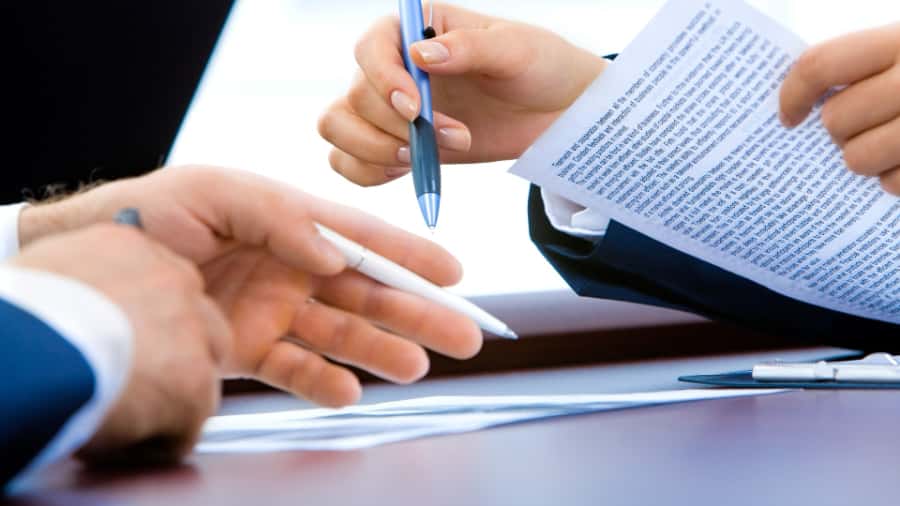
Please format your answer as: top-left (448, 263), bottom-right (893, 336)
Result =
top-left (780, 23), bottom-right (900, 194)
top-left (12, 224), bottom-right (231, 464)
top-left (19, 166), bottom-right (483, 407)
top-left (318, 3), bottom-right (608, 186)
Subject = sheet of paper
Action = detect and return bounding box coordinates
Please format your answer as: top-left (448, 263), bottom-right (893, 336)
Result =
top-left (198, 389), bottom-right (784, 453)
top-left (510, 0), bottom-right (900, 324)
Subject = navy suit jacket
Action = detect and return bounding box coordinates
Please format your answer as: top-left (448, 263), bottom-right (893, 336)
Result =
top-left (528, 185), bottom-right (899, 351)
top-left (0, 299), bottom-right (95, 489)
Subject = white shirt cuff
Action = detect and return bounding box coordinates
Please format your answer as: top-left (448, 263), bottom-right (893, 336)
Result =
top-left (0, 203), bottom-right (26, 260)
top-left (540, 188), bottom-right (610, 239)
top-left (0, 266), bottom-right (133, 488)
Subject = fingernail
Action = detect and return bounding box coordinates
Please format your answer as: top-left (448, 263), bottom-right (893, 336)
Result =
top-left (385, 166), bottom-right (411, 178)
top-left (413, 40), bottom-right (450, 64)
top-left (397, 145), bottom-right (411, 164)
top-left (391, 90), bottom-right (418, 121)
top-left (437, 127), bottom-right (471, 152)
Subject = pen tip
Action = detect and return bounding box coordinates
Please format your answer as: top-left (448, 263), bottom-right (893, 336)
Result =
top-left (418, 193), bottom-right (440, 230)
top-left (501, 328), bottom-right (519, 340)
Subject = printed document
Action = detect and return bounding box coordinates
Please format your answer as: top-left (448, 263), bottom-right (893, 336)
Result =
top-left (198, 389), bottom-right (782, 453)
top-left (511, 0), bottom-right (900, 324)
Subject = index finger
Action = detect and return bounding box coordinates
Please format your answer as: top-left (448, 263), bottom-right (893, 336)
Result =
top-left (355, 15), bottom-right (421, 122)
top-left (305, 193), bottom-right (464, 288)
top-left (780, 25), bottom-right (900, 127)
top-left (176, 167), bottom-right (347, 277)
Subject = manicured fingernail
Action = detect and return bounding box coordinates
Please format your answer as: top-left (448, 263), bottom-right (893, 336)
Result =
top-left (413, 40), bottom-right (450, 64)
top-left (437, 127), bottom-right (471, 152)
top-left (397, 145), bottom-right (411, 164)
top-left (390, 90), bottom-right (418, 121)
top-left (385, 166), bottom-right (411, 178)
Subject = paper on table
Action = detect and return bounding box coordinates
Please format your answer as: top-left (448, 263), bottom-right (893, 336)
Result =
top-left (511, 0), bottom-right (900, 324)
top-left (197, 389), bottom-right (784, 453)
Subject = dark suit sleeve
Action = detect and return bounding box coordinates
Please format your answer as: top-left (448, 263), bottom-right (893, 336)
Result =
top-left (0, 298), bottom-right (95, 489)
top-left (528, 185), bottom-right (900, 351)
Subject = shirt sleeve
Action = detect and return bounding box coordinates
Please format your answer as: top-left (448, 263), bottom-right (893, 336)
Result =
top-left (0, 266), bottom-right (133, 490)
top-left (538, 53), bottom-right (619, 241)
top-left (0, 203), bottom-right (26, 261)
top-left (540, 188), bottom-right (610, 240)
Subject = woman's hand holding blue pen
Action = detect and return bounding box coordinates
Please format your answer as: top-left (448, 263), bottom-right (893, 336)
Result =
top-left (318, 3), bottom-right (607, 186)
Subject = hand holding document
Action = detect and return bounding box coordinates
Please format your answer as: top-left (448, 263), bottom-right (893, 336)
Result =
top-left (511, 0), bottom-right (900, 324)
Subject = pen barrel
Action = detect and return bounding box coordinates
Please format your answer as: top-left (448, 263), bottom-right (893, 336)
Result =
top-left (355, 254), bottom-right (508, 336)
top-left (398, 0), bottom-right (433, 122)
top-left (316, 224), bottom-right (513, 337)
top-left (409, 117), bottom-right (441, 196)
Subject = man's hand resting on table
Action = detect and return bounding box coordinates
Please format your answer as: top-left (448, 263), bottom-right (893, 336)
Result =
top-left (18, 167), bottom-right (483, 409)
top-left (12, 225), bottom-right (231, 464)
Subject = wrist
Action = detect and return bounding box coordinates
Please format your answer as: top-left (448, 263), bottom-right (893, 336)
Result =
top-left (18, 181), bottom-right (122, 248)
top-left (19, 201), bottom-right (77, 249)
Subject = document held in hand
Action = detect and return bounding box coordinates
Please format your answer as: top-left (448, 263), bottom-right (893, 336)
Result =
top-left (511, 0), bottom-right (900, 324)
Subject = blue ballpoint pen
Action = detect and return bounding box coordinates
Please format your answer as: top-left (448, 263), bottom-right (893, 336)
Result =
top-left (398, 0), bottom-right (441, 230)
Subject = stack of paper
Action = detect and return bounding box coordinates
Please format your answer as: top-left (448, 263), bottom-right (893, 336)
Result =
top-left (198, 389), bottom-right (782, 453)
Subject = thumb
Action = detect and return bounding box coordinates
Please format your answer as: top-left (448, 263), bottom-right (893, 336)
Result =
top-left (410, 26), bottom-right (532, 79)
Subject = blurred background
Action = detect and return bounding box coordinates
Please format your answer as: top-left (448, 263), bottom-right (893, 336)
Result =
top-left (168, 0), bottom-right (900, 334)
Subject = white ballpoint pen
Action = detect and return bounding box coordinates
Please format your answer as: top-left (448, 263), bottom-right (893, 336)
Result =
top-left (316, 224), bottom-right (518, 340)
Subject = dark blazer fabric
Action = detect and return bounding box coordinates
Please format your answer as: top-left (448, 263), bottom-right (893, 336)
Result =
top-left (3, 1), bottom-right (234, 204)
top-left (0, 298), bottom-right (94, 489)
top-left (527, 185), bottom-right (899, 351)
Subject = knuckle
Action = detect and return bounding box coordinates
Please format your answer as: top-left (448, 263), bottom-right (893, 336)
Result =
top-left (290, 355), bottom-right (326, 400)
top-left (369, 66), bottom-right (391, 94)
top-left (843, 144), bottom-right (872, 175)
top-left (328, 149), bottom-right (345, 174)
top-left (322, 314), bottom-right (353, 353)
top-left (346, 78), bottom-right (369, 112)
top-left (819, 101), bottom-right (844, 143)
top-left (881, 175), bottom-right (900, 196)
top-left (360, 284), bottom-right (386, 319)
top-left (331, 155), bottom-right (380, 188)
top-left (794, 47), bottom-right (825, 85)
top-left (352, 37), bottom-right (367, 65)
top-left (317, 107), bottom-right (338, 141)
top-left (177, 165), bottom-right (219, 184)
top-left (183, 365), bottom-right (218, 417)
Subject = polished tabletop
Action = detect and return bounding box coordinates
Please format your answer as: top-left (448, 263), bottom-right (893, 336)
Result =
top-left (9, 347), bottom-right (897, 506)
